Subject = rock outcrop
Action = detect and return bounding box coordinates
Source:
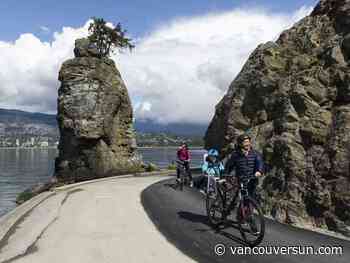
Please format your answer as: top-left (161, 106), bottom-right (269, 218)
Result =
top-left (55, 38), bottom-right (141, 183)
top-left (205, 0), bottom-right (350, 236)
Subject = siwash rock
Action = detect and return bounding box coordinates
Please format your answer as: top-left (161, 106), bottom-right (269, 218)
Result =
top-left (55, 38), bottom-right (141, 183)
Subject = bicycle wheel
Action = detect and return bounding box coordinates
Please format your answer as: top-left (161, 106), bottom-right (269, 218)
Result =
top-left (179, 169), bottom-right (185, 191)
top-left (237, 196), bottom-right (265, 247)
top-left (206, 191), bottom-right (225, 227)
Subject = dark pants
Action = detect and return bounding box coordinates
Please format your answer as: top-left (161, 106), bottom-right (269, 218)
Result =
top-left (176, 161), bottom-right (192, 181)
top-left (193, 175), bottom-right (207, 190)
top-left (246, 178), bottom-right (258, 200)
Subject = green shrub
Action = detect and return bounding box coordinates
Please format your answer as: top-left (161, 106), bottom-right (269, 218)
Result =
top-left (145, 163), bottom-right (160, 172)
top-left (167, 163), bottom-right (177, 170)
top-left (16, 190), bottom-right (36, 205)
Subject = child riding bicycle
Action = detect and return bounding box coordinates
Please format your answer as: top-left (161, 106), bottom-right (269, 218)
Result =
top-left (193, 149), bottom-right (224, 194)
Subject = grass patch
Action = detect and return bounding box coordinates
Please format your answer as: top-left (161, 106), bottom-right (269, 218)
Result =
top-left (144, 163), bottom-right (160, 172)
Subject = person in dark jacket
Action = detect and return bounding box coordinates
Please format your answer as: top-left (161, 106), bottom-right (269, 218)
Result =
top-left (225, 134), bottom-right (264, 199)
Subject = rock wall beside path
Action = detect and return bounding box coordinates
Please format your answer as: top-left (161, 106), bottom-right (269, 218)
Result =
top-left (205, 0), bottom-right (350, 236)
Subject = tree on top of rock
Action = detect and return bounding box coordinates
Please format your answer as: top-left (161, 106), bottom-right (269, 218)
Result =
top-left (88, 17), bottom-right (135, 57)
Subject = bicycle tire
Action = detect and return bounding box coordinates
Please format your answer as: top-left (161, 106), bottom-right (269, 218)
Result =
top-left (206, 191), bottom-right (225, 227)
top-left (237, 196), bottom-right (265, 247)
top-left (180, 172), bottom-right (184, 191)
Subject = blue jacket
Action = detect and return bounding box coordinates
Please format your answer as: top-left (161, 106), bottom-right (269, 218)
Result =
top-left (202, 161), bottom-right (224, 177)
top-left (225, 149), bottom-right (264, 180)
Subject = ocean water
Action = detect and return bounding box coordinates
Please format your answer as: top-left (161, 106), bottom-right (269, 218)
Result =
top-left (0, 147), bottom-right (205, 217)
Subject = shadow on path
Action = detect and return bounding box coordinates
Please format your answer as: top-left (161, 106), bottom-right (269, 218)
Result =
top-left (178, 211), bottom-right (249, 246)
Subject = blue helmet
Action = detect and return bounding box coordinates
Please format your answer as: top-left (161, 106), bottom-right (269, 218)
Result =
top-left (208, 148), bottom-right (219, 157)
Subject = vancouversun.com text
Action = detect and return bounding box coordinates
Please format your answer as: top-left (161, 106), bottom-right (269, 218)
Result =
top-left (214, 244), bottom-right (343, 256)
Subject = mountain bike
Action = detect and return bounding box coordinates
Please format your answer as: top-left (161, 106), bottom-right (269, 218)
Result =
top-left (206, 176), bottom-right (265, 247)
top-left (176, 160), bottom-right (191, 191)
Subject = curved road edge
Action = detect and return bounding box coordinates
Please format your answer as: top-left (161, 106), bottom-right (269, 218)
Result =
top-left (141, 178), bottom-right (350, 263)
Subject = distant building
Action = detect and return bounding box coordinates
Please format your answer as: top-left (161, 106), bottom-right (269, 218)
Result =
top-left (40, 141), bottom-right (49, 147)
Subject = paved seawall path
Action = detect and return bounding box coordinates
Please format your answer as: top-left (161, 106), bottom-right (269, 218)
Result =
top-left (0, 173), bottom-right (195, 263)
top-left (2, 172), bottom-right (349, 263)
top-left (142, 178), bottom-right (350, 263)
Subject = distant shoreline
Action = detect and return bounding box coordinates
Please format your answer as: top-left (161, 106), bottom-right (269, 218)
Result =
top-left (0, 146), bottom-right (204, 150)
top-left (0, 146), bottom-right (58, 149)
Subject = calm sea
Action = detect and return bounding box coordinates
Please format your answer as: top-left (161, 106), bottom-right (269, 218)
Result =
top-left (0, 147), bottom-right (205, 217)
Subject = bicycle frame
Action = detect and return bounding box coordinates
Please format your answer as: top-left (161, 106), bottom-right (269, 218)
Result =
top-left (206, 173), bottom-right (218, 196)
top-left (206, 176), bottom-right (265, 246)
top-left (216, 177), bottom-right (253, 217)
top-left (176, 160), bottom-right (190, 189)
top-left (237, 179), bottom-right (256, 221)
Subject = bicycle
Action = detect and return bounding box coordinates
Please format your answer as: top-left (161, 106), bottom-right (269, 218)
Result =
top-left (206, 176), bottom-right (265, 247)
top-left (176, 160), bottom-right (191, 191)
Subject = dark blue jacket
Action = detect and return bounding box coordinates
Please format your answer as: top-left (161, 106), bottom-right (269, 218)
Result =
top-left (225, 149), bottom-right (264, 180)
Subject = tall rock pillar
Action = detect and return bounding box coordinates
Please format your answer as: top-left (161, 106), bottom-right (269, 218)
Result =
top-left (55, 38), bottom-right (141, 182)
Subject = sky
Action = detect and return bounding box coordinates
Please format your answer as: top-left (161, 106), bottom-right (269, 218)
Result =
top-left (0, 0), bottom-right (318, 124)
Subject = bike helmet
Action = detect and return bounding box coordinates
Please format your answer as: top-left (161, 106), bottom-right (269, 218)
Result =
top-left (207, 148), bottom-right (219, 156)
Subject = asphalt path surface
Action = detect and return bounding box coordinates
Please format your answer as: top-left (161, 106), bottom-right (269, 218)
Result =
top-left (141, 177), bottom-right (350, 263)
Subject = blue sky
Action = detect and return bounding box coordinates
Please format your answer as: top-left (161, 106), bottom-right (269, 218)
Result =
top-left (1, 0), bottom-right (317, 41)
top-left (0, 0), bottom-right (317, 123)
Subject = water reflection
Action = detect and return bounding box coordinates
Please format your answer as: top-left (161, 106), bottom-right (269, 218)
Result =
top-left (0, 148), bottom-right (57, 217)
top-left (0, 147), bottom-right (205, 217)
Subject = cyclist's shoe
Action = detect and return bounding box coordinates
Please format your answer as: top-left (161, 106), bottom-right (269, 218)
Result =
top-left (199, 189), bottom-right (206, 195)
top-left (176, 178), bottom-right (181, 183)
top-left (207, 191), bottom-right (216, 199)
top-left (251, 230), bottom-right (260, 236)
top-left (190, 181), bottom-right (194, 187)
top-left (207, 187), bottom-right (216, 198)
top-left (240, 222), bottom-right (250, 228)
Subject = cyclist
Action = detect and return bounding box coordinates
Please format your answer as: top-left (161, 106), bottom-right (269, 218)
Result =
top-left (225, 134), bottom-right (264, 201)
top-left (194, 149), bottom-right (224, 194)
top-left (225, 134), bottom-right (264, 234)
top-left (176, 142), bottom-right (193, 185)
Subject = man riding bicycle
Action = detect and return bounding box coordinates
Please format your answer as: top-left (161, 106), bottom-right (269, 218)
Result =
top-left (225, 134), bottom-right (264, 200)
top-left (176, 142), bottom-right (193, 185)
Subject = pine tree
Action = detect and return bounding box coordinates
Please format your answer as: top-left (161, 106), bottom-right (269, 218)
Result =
top-left (88, 17), bottom-right (134, 57)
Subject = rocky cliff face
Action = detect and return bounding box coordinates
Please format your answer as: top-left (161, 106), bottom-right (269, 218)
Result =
top-left (55, 38), bottom-right (141, 182)
top-left (205, 0), bottom-right (350, 236)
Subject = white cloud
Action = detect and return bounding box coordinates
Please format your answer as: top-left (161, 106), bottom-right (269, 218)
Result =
top-left (0, 23), bottom-right (89, 113)
top-left (0, 6), bottom-right (312, 123)
top-left (117, 6), bottom-right (313, 124)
